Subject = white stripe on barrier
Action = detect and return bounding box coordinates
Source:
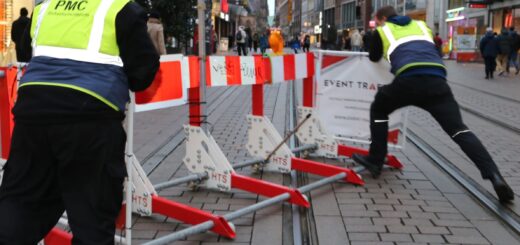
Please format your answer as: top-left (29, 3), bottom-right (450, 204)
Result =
top-left (208, 56), bottom-right (227, 86)
top-left (270, 56), bottom-right (285, 83)
top-left (240, 57), bottom-right (256, 85)
top-left (295, 53), bottom-right (308, 80)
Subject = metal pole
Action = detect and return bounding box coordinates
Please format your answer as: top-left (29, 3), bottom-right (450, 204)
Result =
top-left (153, 173), bottom-right (208, 191)
top-left (198, 0), bottom-right (207, 131)
top-left (142, 173), bottom-right (347, 245)
top-left (124, 94), bottom-right (135, 245)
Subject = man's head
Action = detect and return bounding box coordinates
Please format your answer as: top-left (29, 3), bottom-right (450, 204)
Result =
top-left (375, 6), bottom-right (397, 26)
top-left (20, 8), bottom-right (28, 17)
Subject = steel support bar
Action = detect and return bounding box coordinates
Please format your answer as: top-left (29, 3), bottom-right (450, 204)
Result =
top-left (153, 173), bottom-right (208, 191)
top-left (230, 173), bottom-right (310, 207)
top-left (291, 157), bottom-right (365, 186)
top-left (44, 228), bottom-right (72, 245)
top-left (232, 157), bottom-right (265, 169)
top-left (151, 195), bottom-right (236, 238)
top-left (337, 144), bottom-right (403, 169)
top-left (291, 144), bottom-right (318, 154)
top-left (143, 173), bottom-right (347, 245)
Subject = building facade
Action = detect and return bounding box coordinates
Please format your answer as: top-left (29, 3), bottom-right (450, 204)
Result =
top-left (1, 0), bottom-right (34, 63)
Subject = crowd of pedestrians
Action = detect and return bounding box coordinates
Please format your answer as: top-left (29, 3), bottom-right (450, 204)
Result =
top-left (479, 27), bottom-right (520, 79)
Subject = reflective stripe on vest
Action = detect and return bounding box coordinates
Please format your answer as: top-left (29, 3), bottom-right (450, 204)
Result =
top-left (31, 0), bottom-right (126, 67)
top-left (380, 21), bottom-right (434, 61)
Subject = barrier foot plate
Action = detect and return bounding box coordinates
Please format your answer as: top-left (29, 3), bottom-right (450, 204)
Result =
top-left (291, 157), bottom-right (365, 186)
top-left (151, 195), bottom-right (236, 238)
top-left (231, 173), bottom-right (310, 208)
top-left (337, 145), bottom-right (404, 169)
top-left (44, 228), bottom-right (72, 245)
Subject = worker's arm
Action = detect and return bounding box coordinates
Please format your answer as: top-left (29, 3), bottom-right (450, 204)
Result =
top-left (368, 31), bottom-right (383, 62)
top-left (116, 3), bottom-right (160, 92)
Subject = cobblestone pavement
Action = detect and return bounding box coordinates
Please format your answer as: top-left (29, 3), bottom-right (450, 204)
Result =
top-left (129, 60), bottom-right (520, 244)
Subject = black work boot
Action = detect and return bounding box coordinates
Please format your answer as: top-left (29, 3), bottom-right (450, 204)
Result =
top-left (352, 154), bottom-right (383, 178)
top-left (489, 172), bottom-right (514, 203)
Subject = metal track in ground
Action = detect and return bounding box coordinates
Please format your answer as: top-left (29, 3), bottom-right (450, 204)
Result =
top-left (458, 103), bottom-right (520, 135)
top-left (407, 129), bottom-right (520, 235)
top-left (448, 80), bottom-right (520, 105)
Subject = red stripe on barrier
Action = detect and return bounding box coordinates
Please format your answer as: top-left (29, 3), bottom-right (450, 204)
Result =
top-left (205, 57), bottom-right (212, 87)
top-left (337, 145), bottom-right (404, 169)
top-left (225, 56), bottom-right (242, 85)
top-left (44, 228), bottom-right (72, 245)
top-left (302, 77), bottom-right (313, 107)
top-left (135, 61), bottom-right (183, 104)
top-left (189, 56), bottom-right (200, 88)
top-left (388, 129), bottom-right (399, 144)
top-left (263, 57), bottom-right (272, 84)
top-left (306, 52), bottom-right (315, 77)
top-left (189, 87), bottom-right (201, 126)
top-left (291, 157), bottom-right (365, 185)
top-left (252, 84), bottom-right (264, 116)
top-left (0, 67), bottom-right (17, 159)
top-left (231, 173), bottom-right (310, 207)
top-left (283, 55), bottom-right (296, 81)
top-left (254, 56), bottom-right (266, 84)
top-left (152, 195), bottom-right (236, 238)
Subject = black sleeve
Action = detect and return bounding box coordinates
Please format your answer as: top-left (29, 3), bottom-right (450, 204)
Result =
top-left (18, 18), bottom-right (33, 62)
top-left (116, 3), bottom-right (160, 92)
top-left (369, 31), bottom-right (383, 62)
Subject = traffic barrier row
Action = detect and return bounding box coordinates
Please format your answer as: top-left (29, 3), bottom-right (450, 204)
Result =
top-left (0, 51), bottom-right (404, 245)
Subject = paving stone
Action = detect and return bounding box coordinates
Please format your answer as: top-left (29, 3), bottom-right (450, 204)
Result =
top-left (345, 224), bottom-right (387, 233)
top-left (444, 235), bottom-right (490, 244)
top-left (348, 232), bottom-right (380, 242)
top-left (379, 233), bottom-right (413, 242)
top-left (315, 216), bottom-right (349, 245)
top-left (411, 234), bottom-right (445, 243)
top-left (386, 225), bottom-right (419, 234)
top-left (417, 226), bottom-right (450, 235)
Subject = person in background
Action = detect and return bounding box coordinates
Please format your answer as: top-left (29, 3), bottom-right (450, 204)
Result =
top-left (147, 10), bottom-right (167, 55)
top-left (0, 0), bottom-right (159, 243)
top-left (496, 27), bottom-right (513, 76)
top-left (253, 33), bottom-right (259, 54)
top-left (303, 34), bottom-right (311, 53)
top-left (236, 26), bottom-right (248, 56)
top-left (362, 29), bottom-right (372, 51)
top-left (353, 6), bottom-right (514, 204)
top-left (508, 27), bottom-right (520, 75)
top-left (480, 27), bottom-right (499, 79)
top-left (290, 35), bottom-right (301, 54)
top-left (434, 32), bottom-right (443, 57)
top-left (259, 32), bottom-right (269, 55)
top-left (247, 29), bottom-right (254, 53)
top-left (11, 8), bottom-right (31, 63)
top-left (350, 29), bottom-right (363, 52)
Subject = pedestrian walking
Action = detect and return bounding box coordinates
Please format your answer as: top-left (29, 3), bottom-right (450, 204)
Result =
top-left (259, 32), bottom-right (269, 55)
top-left (236, 26), bottom-right (248, 56)
top-left (351, 29), bottom-right (363, 52)
top-left (362, 29), bottom-right (372, 51)
top-left (0, 0), bottom-right (160, 244)
top-left (480, 28), bottom-right (499, 79)
top-left (508, 27), bottom-right (520, 74)
top-left (353, 6), bottom-right (514, 204)
top-left (303, 35), bottom-right (311, 53)
top-left (147, 10), bottom-right (167, 55)
top-left (496, 28), bottom-right (513, 76)
top-left (290, 35), bottom-right (301, 54)
top-left (11, 8), bottom-right (31, 63)
top-left (434, 32), bottom-right (443, 57)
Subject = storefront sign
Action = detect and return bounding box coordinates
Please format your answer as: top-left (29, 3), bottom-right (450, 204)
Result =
top-left (446, 7), bottom-right (465, 22)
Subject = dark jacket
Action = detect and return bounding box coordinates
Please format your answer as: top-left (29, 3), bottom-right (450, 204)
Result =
top-left (369, 15), bottom-right (445, 78)
top-left (497, 30), bottom-right (513, 55)
top-left (11, 16), bottom-right (31, 62)
top-left (511, 31), bottom-right (520, 53)
top-left (480, 32), bottom-right (499, 58)
top-left (14, 2), bottom-right (160, 124)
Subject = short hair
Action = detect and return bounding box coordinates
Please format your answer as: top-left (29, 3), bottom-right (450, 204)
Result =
top-left (20, 8), bottom-right (28, 17)
top-left (376, 6), bottom-right (398, 20)
top-left (510, 27), bottom-right (515, 31)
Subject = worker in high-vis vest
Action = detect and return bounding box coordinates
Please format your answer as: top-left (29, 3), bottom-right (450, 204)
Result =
top-left (0, 0), bottom-right (159, 244)
top-left (352, 6), bottom-right (514, 204)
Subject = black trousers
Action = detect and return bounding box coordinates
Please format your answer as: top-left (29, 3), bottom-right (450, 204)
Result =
top-left (0, 121), bottom-right (126, 245)
top-left (484, 56), bottom-right (496, 77)
top-left (237, 43), bottom-right (248, 56)
top-left (369, 75), bottom-right (500, 179)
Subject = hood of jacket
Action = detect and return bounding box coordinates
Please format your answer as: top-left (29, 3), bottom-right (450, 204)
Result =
top-left (387, 15), bottom-right (412, 26)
